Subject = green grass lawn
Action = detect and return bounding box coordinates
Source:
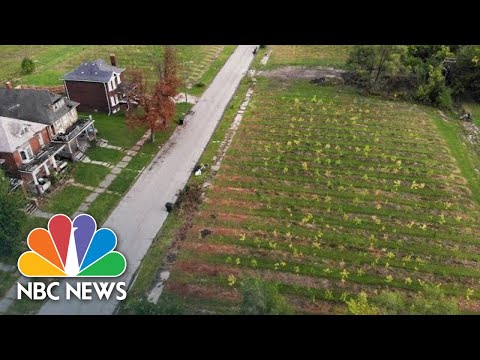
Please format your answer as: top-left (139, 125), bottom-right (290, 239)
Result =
top-left (0, 45), bottom-right (229, 87)
top-left (0, 271), bottom-right (17, 298)
top-left (42, 185), bottom-right (91, 216)
top-left (86, 146), bottom-right (125, 164)
top-left (109, 170), bottom-right (139, 195)
top-left (263, 45), bottom-right (351, 69)
top-left (87, 193), bottom-right (122, 226)
top-left (88, 112), bottom-right (146, 149)
top-left (73, 163), bottom-right (111, 188)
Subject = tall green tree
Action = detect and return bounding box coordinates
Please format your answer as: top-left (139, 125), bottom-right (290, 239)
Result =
top-left (347, 45), bottom-right (408, 88)
top-left (452, 45), bottom-right (480, 101)
top-left (0, 171), bottom-right (26, 256)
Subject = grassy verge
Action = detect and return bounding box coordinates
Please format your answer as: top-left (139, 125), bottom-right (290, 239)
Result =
top-left (109, 170), bottom-right (139, 195)
top-left (431, 111), bottom-right (480, 205)
top-left (86, 147), bottom-right (125, 164)
top-left (6, 296), bottom-right (46, 315)
top-left (0, 271), bottom-right (17, 298)
top-left (73, 163), bottom-right (111, 188)
top-left (88, 193), bottom-right (122, 226)
top-left (189, 46), bottom-right (237, 96)
top-left (42, 185), bottom-right (91, 216)
top-left (86, 112), bottom-right (146, 149)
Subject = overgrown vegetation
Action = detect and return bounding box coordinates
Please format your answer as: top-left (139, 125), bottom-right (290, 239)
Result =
top-left (347, 45), bottom-right (480, 109)
top-left (239, 277), bottom-right (292, 315)
top-left (0, 171), bottom-right (26, 256)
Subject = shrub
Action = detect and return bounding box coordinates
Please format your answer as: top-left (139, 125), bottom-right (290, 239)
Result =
top-left (410, 286), bottom-right (459, 315)
top-left (374, 291), bottom-right (407, 314)
top-left (259, 45), bottom-right (267, 49)
top-left (345, 291), bottom-right (379, 315)
top-left (21, 57), bottom-right (35, 74)
top-left (239, 277), bottom-right (292, 315)
top-left (194, 82), bottom-right (205, 88)
top-left (373, 287), bottom-right (459, 315)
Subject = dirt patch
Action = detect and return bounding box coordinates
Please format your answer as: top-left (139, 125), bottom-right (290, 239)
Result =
top-left (286, 295), bottom-right (337, 314)
top-left (166, 282), bottom-right (241, 302)
top-left (256, 66), bottom-right (351, 83)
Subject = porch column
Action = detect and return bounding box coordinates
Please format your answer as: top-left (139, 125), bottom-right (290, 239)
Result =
top-left (75, 137), bottom-right (80, 149)
top-left (44, 163), bottom-right (50, 176)
top-left (68, 142), bottom-right (73, 160)
top-left (91, 125), bottom-right (97, 141)
top-left (32, 170), bottom-right (39, 185)
top-left (51, 156), bottom-right (58, 170)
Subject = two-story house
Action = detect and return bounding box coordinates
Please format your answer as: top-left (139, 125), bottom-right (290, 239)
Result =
top-left (0, 87), bottom-right (96, 161)
top-left (0, 115), bottom-right (65, 194)
top-left (0, 87), bottom-right (97, 193)
top-left (63, 54), bottom-right (132, 115)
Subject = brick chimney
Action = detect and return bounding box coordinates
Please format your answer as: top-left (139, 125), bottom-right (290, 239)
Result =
top-left (5, 81), bottom-right (12, 89)
top-left (110, 53), bottom-right (117, 67)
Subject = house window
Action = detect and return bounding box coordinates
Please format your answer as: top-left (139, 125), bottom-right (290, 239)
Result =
top-left (115, 94), bottom-right (119, 104)
top-left (108, 81), bottom-right (113, 92)
top-left (38, 133), bottom-right (44, 147)
top-left (19, 145), bottom-right (34, 163)
top-left (110, 96), bottom-right (116, 106)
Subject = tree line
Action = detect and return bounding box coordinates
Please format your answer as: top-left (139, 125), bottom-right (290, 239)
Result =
top-left (347, 45), bottom-right (480, 109)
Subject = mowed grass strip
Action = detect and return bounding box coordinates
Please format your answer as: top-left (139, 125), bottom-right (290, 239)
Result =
top-left (42, 185), bottom-right (91, 216)
top-left (161, 77), bottom-right (480, 314)
top-left (73, 163), bottom-right (111, 188)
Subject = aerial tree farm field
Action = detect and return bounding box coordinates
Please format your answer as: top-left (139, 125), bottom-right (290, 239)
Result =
top-left (156, 77), bottom-right (480, 314)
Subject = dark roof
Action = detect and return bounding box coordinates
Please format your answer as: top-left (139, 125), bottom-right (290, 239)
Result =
top-left (63, 59), bottom-right (125, 83)
top-left (0, 88), bottom-right (79, 125)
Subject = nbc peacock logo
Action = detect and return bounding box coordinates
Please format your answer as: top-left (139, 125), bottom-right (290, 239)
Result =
top-left (18, 214), bottom-right (127, 278)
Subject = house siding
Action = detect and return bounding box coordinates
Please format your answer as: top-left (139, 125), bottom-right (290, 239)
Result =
top-left (65, 81), bottom-right (109, 113)
top-left (0, 152), bottom-right (20, 177)
top-left (53, 108), bottom-right (78, 134)
top-left (0, 128), bottom-right (51, 177)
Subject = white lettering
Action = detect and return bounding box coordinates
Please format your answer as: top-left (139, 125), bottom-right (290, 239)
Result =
top-left (66, 282), bottom-right (82, 300)
top-left (82, 282), bottom-right (92, 300)
top-left (116, 282), bottom-right (127, 301)
top-left (46, 282), bottom-right (60, 300)
top-left (33, 282), bottom-right (46, 300)
top-left (93, 282), bottom-right (115, 300)
top-left (17, 282), bottom-right (32, 299)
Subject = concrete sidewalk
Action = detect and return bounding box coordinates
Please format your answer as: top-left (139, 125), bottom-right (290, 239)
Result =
top-left (39, 45), bottom-right (257, 315)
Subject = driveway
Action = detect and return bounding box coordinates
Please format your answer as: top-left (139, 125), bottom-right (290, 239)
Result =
top-left (39, 45), bottom-right (257, 315)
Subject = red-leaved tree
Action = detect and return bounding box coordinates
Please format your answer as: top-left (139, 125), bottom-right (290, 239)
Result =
top-left (126, 46), bottom-right (180, 143)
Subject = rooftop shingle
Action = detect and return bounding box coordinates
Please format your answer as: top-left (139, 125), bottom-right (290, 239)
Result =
top-left (63, 59), bottom-right (125, 83)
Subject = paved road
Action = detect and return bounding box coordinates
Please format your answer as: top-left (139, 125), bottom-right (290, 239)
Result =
top-left (39, 45), bottom-right (257, 315)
